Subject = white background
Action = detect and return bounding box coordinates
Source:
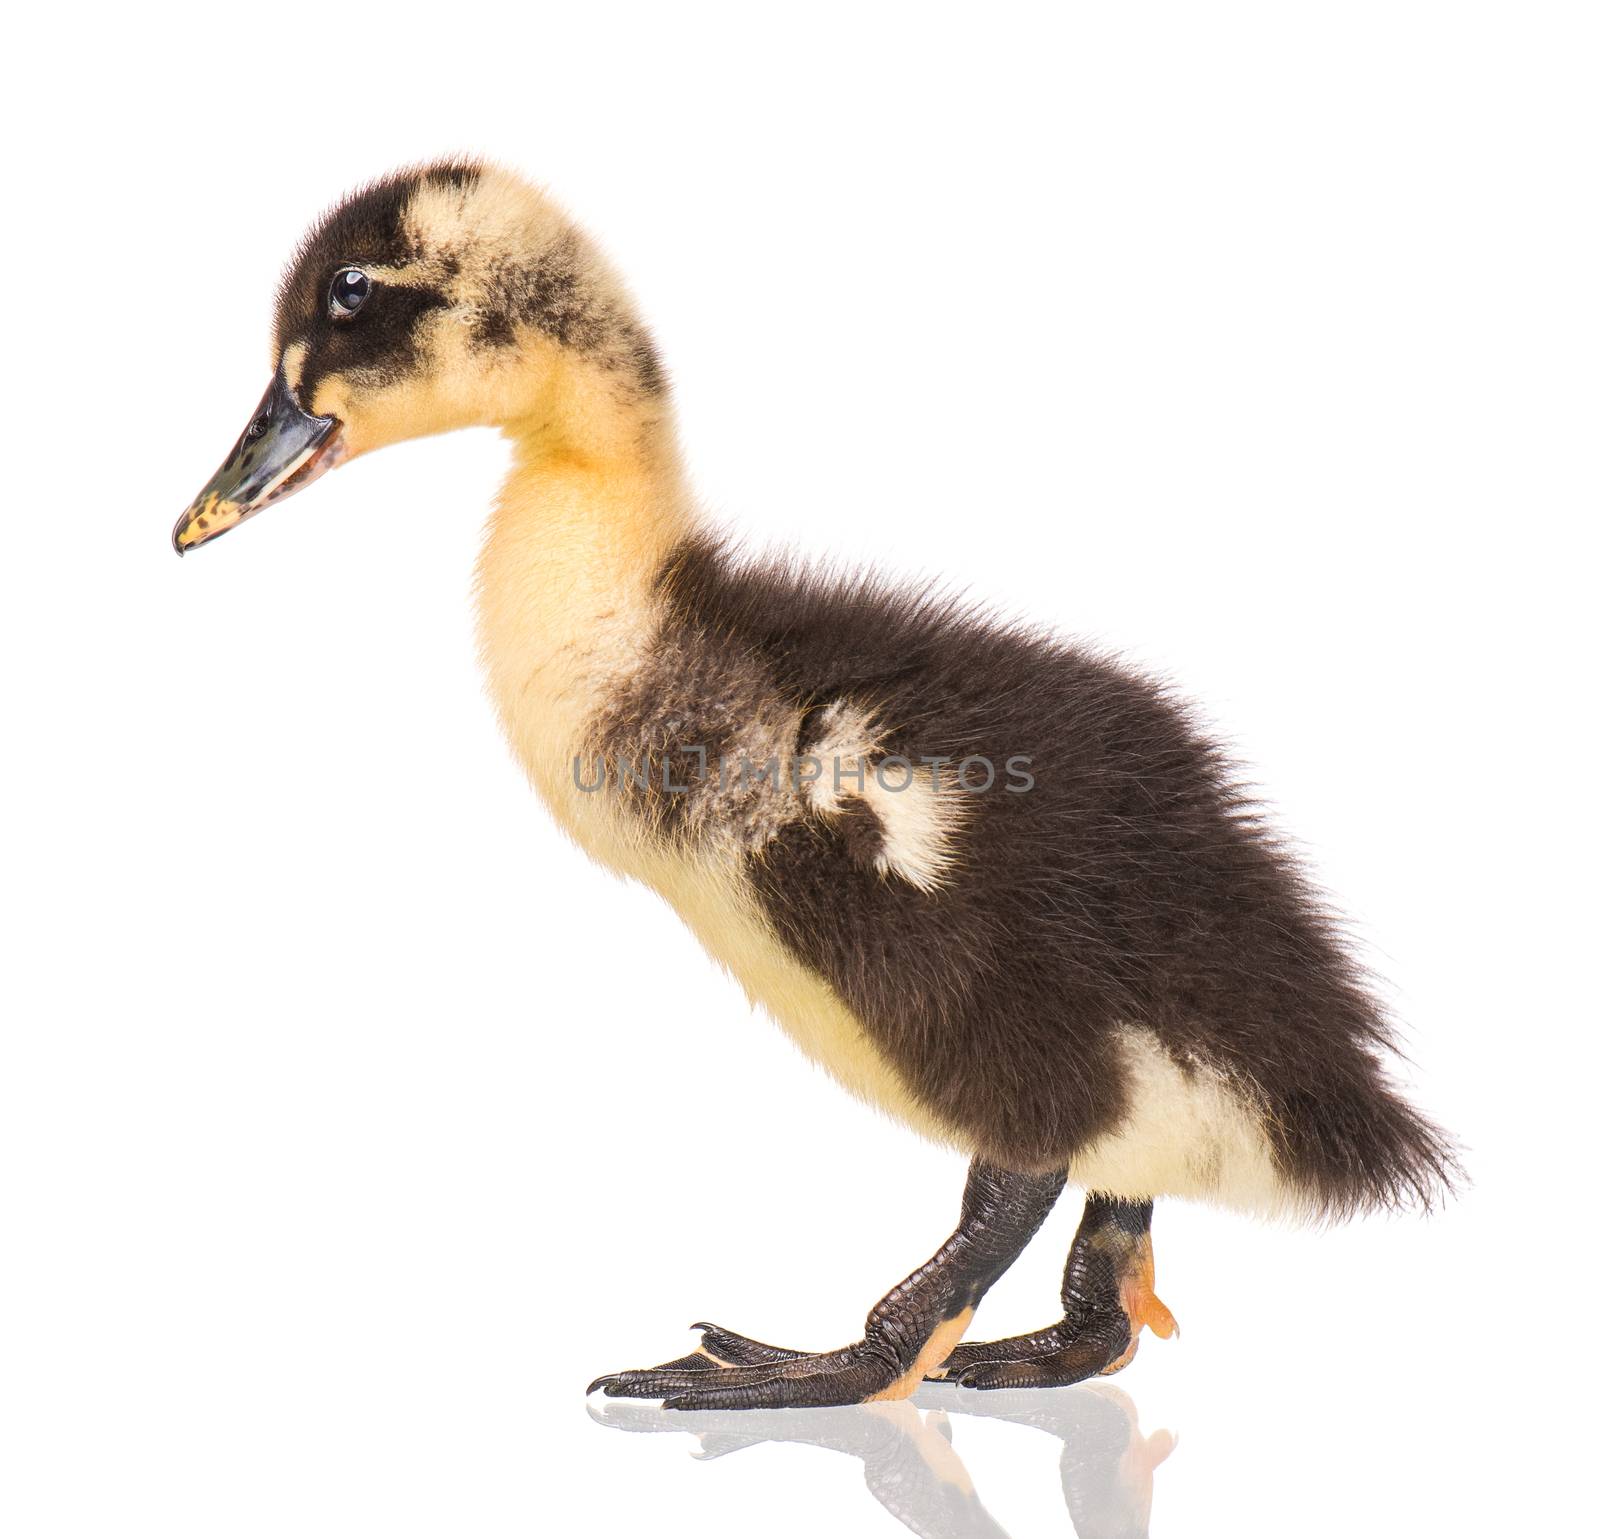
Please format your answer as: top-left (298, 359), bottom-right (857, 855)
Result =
top-left (3, 4), bottom-right (1594, 1534)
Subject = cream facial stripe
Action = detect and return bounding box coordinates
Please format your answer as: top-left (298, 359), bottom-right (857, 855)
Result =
top-left (280, 341), bottom-right (308, 395)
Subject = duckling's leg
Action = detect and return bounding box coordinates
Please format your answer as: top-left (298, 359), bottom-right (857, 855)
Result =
top-left (927, 1197), bottom-right (1178, 1389)
top-left (587, 1160), bottom-right (1066, 1410)
top-left (655, 1194), bottom-right (1179, 1391)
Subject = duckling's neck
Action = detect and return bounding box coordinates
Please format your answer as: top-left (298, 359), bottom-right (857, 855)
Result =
top-left (474, 374), bottom-right (700, 842)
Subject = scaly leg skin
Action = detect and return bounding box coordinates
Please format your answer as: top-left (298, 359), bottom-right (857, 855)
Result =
top-left (586, 1160), bottom-right (1067, 1410)
top-left (927, 1196), bottom-right (1178, 1389)
top-left (656, 1195), bottom-right (1179, 1392)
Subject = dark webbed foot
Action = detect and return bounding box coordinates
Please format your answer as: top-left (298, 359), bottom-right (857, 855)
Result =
top-left (589, 1338), bottom-right (947, 1411)
top-left (928, 1197), bottom-right (1177, 1390)
top-left (587, 1160), bottom-right (1066, 1410)
top-left (934, 1313), bottom-right (1141, 1390)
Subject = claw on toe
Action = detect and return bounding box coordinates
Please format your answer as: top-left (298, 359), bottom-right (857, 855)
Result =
top-left (587, 1322), bottom-right (804, 1398)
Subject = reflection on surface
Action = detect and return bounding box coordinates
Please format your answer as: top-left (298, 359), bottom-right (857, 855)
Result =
top-left (589, 1381), bottom-right (1174, 1539)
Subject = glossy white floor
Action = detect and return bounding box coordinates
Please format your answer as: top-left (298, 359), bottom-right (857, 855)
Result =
top-left (4, 4), bottom-right (1592, 1533)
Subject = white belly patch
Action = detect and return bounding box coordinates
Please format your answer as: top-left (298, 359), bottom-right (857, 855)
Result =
top-left (1069, 1026), bottom-right (1297, 1218)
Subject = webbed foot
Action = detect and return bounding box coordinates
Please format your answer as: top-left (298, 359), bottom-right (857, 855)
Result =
top-left (927, 1196), bottom-right (1177, 1390)
top-left (586, 1160), bottom-right (1067, 1410)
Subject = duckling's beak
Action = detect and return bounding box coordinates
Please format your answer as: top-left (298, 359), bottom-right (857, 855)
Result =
top-left (172, 370), bottom-right (344, 555)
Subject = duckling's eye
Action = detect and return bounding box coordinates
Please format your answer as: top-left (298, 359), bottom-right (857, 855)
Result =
top-left (328, 267), bottom-right (371, 319)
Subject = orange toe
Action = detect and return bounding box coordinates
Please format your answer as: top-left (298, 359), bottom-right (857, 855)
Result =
top-left (1118, 1235), bottom-right (1180, 1343)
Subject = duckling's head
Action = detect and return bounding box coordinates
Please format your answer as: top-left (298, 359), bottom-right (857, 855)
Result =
top-left (173, 160), bottom-right (664, 553)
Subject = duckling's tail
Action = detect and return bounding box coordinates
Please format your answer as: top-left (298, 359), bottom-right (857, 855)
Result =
top-left (1271, 1057), bottom-right (1463, 1222)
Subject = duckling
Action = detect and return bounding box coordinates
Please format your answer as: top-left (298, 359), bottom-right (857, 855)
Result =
top-left (173, 160), bottom-right (1459, 1410)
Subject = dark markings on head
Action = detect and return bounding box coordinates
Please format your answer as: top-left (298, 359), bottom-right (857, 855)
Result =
top-left (619, 322), bottom-right (666, 396)
top-left (275, 158), bottom-right (666, 408)
top-left (476, 230), bottom-right (595, 350)
top-left (274, 161), bottom-right (482, 402)
top-left (471, 227), bottom-right (667, 397)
